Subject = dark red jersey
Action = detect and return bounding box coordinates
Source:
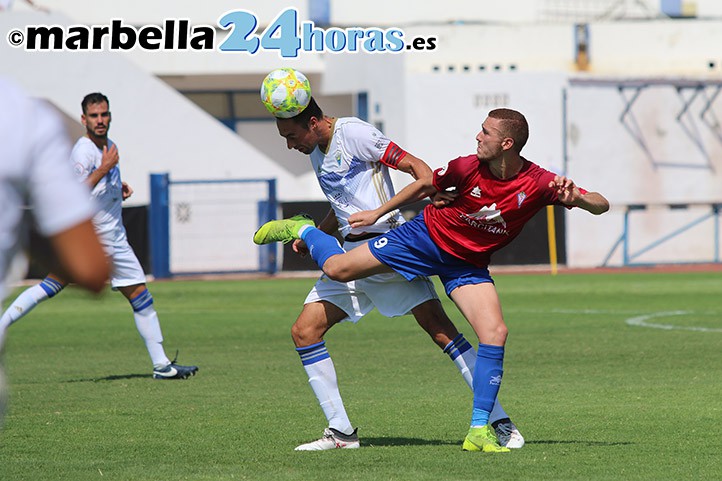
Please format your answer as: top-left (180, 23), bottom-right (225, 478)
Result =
top-left (424, 154), bottom-right (575, 267)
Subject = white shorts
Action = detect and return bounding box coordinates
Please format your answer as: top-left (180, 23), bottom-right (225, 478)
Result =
top-left (303, 239), bottom-right (439, 323)
top-left (105, 241), bottom-right (146, 288)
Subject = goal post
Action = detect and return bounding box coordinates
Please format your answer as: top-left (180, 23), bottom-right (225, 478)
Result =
top-left (149, 173), bottom-right (278, 278)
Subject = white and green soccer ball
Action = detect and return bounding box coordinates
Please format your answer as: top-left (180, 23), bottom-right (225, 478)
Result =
top-left (260, 68), bottom-right (312, 118)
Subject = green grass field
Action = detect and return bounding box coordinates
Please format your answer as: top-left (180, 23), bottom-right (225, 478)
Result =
top-left (0, 271), bottom-right (720, 481)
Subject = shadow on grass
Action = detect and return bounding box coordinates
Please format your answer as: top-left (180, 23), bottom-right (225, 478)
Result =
top-left (361, 438), bottom-right (634, 448)
top-left (64, 373), bottom-right (150, 382)
top-left (528, 440), bottom-right (635, 447)
top-left (362, 437), bottom-right (459, 447)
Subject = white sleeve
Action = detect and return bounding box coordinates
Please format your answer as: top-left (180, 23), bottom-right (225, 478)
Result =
top-left (27, 102), bottom-right (95, 236)
top-left (70, 141), bottom-right (96, 183)
top-left (341, 121), bottom-right (390, 164)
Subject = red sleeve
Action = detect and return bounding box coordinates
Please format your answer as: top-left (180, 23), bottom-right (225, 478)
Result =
top-left (379, 142), bottom-right (407, 169)
top-left (432, 156), bottom-right (465, 192)
top-left (543, 174), bottom-right (588, 210)
top-left (539, 169), bottom-right (589, 208)
top-left (432, 166), bottom-right (450, 192)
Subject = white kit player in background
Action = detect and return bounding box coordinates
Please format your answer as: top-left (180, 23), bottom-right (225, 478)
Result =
top-left (0, 92), bottom-right (198, 380)
top-left (260, 93), bottom-right (524, 450)
top-left (0, 78), bottom-right (109, 427)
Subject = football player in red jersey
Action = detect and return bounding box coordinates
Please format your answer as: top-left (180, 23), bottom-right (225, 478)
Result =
top-left (255, 108), bottom-right (609, 452)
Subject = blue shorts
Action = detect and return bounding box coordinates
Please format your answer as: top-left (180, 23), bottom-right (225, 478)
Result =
top-left (367, 213), bottom-right (493, 296)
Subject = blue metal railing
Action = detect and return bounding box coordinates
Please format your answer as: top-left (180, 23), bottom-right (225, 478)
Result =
top-left (602, 202), bottom-right (721, 267)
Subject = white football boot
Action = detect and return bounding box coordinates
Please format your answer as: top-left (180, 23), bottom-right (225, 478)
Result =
top-left (493, 418), bottom-right (525, 449)
top-left (295, 428), bottom-right (360, 451)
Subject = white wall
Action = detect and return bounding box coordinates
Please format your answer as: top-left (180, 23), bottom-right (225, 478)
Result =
top-left (322, 53), bottom-right (407, 139)
top-left (589, 20), bottom-right (722, 75)
top-left (16, 0), bottom-right (309, 26)
top-left (329, 0), bottom-right (666, 26)
top-left (330, 0), bottom-right (541, 25)
top-left (565, 82), bottom-right (722, 266)
top-left (403, 72), bottom-right (567, 172)
top-left (399, 20), bottom-right (722, 77)
top-left (567, 84), bottom-right (722, 205)
top-left (25, 0), bottom-right (695, 27)
top-left (698, 0), bottom-right (722, 17)
top-left (403, 23), bottom-right (575, 74)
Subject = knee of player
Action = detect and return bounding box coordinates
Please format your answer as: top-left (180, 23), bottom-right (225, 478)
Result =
top-left (326, 255), bottom-right (364, 283)
top-left (322, 262), bottom-right (351, 283)
top-left (291, 322), bottom-right (321, 347)
top-left (290, 322), bottom-right (304, 344)
top-left (495, 323), bottom-right (509, 343)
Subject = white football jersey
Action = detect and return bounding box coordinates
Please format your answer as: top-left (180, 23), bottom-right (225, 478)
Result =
top-left (310, 118), bottom-right (405, 238)
top-left (0, 78), bottom-right (94, 301)
top-left (70, 137), bottom-right (126, 246)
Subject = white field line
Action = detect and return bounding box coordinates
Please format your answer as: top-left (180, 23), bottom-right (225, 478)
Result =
top-left (506, 308), bottom-right (722, 332)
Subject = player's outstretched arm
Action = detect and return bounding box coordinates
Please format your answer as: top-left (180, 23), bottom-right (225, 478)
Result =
top-left (549, 175), bottom-right (609, 215)
top-left (349, 153), bottom-right (436, 228)
top-left (574, 191), bottom-right (610, 215)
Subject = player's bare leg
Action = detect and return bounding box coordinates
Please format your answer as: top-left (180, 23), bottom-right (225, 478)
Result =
top-left (321, 243), bottom-right (393, 283)
top-left (412, 298), bottom-right (524, 448)
top-left (451, 283), bottom-right (510, 453)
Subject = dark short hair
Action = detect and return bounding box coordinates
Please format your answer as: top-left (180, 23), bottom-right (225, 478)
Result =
top-left (81, 92), bottom-right (109, 114)
top-left (488, 108), bottom-right (529, 152)
top-left (287, 97), bottom-right (323, 128)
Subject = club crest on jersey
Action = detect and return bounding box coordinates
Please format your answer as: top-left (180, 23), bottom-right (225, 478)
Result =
top-left (334, 151), bottom-right (342, 166)
top-left (471, 186), bottom-right (482, 198)
top-left (517, 191), bottom-right (527, 207)
top-left (372, 131), bottom-right (385, 150)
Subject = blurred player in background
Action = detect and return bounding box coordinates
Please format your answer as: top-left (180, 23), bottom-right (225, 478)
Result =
top-left (0, 77), bottom-right (109, 427)
top-left (261, 91), bottom-right (524, 450)
top-left (0, 92), bottom-right (198, 380)
top-left (256, 107), bottom-right (609, 452)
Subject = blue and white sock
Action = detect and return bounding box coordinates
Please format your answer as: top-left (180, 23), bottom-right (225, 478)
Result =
top-left (299, 227), bottom-right (345, 271)
top-left (129, 289), bottom-right (170, 369)
top-left (0, 277), bottom-right (65, 330)
top-left (444, 334), bottom-right (511, 424)
top-left (443, 333), bottom-right (476, 390)
top-left (470, 343), bottom-right (504, 427)
top-left (297, 341), bottom-right (354, 435)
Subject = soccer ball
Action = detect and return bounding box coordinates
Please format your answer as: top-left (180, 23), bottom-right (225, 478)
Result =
top-left (260, 68), bottom-right (312, 118)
